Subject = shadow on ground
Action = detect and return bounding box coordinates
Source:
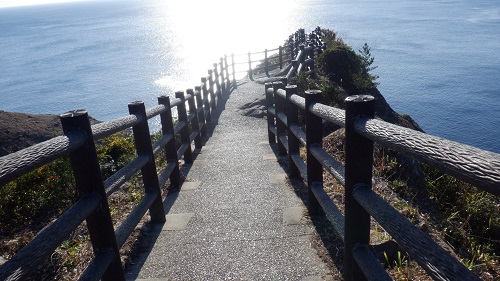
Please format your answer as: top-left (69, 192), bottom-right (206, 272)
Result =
top-left (124, 83), bottom-right (234, 280)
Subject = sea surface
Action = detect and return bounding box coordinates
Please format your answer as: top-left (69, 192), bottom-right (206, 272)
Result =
top-left (0, 0), bottom-right (499, 153)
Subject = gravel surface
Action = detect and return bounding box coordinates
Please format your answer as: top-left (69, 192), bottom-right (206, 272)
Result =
top-left (125, 77), bottom-right (333, 280)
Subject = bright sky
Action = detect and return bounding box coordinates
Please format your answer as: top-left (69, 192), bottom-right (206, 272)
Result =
top-left (0, 0), bottom-right (85, 8)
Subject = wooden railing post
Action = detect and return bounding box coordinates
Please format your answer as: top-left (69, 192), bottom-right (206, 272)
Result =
top-left (158, 96), bottom-right (181, 187)
top-left (344, 95), bottom-right (375, 281)
top-left (201, 77), bottom-right (212, 122)
top-left (60, 110), bottom-right (125, 281)
top-left (213, 63), bottom-right (222, 99)
top-left (219, 58), bottom-right (226, 96)
top-left (195, 86), bottom-right (207, 138)
top-left (186, 89), bottom-right (202, 149)
top-left (224, 54), bottom-right (230, 88)
top-left (289, 42), bottom-right (295, 59)
top-left (128, 101), bottom-right (166, 222)
top-left (286, 85), bottom-right (300, 178)
top-left (305, 90), bottom-right (322, 215)
top-left (176, 91), bottom-right (193, 163)
top-left (231, 53), bottom-right (237, 89)
top-left (309, 46), bottom-right (315, 76)
top-left (291, 60), bottom-right (298, 77)
top-left (279, 45), bottom-right (283, 69)
top-left (274, 81), bottom-right (286, 156)
top-left (299, 44), bottom-right (305, 66)
top-left (208, 69), bottom-right (216, 111)
top-left (264, 49), bottom-right (269, 77)
top-left (248, 52), bottom-right (253, 80)
top-left (265, 82), bottom-right (276, 144)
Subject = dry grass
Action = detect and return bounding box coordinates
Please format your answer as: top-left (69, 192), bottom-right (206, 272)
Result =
top-left (316, 130), bottom-right (499, 280)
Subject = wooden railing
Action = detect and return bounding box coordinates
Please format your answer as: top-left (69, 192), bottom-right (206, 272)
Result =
top-left (0, 56), bottom-right (233, 281)
top-left (230, 27), bottom-right (326, 81)
top-left (265, 80), bottom-right (500, 280)
top-left (0, 27), bottom-right (317, 281)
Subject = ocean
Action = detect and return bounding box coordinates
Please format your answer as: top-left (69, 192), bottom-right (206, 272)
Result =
top-left (0, 0), bottom-right (499, 153)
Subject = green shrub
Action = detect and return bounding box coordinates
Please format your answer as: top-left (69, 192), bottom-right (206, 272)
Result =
top-left (0, 157), bottom-right (76, 236)
top-left (0, 133), bottom-right (137, 237)
top-left (96, 133), bottom-right (136, 179)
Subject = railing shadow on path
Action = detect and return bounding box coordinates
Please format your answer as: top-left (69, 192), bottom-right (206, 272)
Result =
top-left (123, 82), bottom-right (235, 281)
top-left (267, 142), bottom-right (346, 274)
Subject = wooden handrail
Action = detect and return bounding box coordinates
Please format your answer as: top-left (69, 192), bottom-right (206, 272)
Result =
top-left (265, 68), bottom-right (499, 280)
top-left (0, 51), bottom-right (233, 280)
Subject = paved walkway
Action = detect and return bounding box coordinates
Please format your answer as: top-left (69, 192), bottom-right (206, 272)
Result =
top-left (125, 77), bottom-right (332, 280)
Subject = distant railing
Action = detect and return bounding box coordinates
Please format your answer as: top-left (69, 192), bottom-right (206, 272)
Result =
top-left (230, 27), bottom-right (326, 82)
top-left (265, 80), bottom-right (500, 280)
top-left (0, 55), bottom-right (233, 280)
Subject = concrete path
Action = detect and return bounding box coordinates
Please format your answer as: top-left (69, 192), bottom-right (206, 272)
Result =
top-left (125, 76), bottom-right (332, 280)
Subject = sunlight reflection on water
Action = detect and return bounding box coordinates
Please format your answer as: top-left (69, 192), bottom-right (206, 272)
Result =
top-left (147, 0), bottom-right (298, 89)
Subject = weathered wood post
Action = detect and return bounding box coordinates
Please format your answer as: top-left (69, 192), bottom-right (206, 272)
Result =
top-left (286, 85), bottom-right (300, 178)
top-left (248, 52), bottom-right (253, 80)
top-left (201, 77), bottom-right (212, 123)
top-left (264, 49), bottom-right (269, 77)
top-left (175, 91), bottom-right (193, 163)
top-left (305, 90), bottom-right (322, 215)
top-left (213, 63), bottom-right (222, 100)
top-left (265, 82), bottom-right (276, 144)
top-left (186, 89), bottom-right (202, 149)
top-left (344, 95), bottom-right (375, 281)
top-left (128, 101), bottom-right (166, 222)
top-left (231, 53), bottom-right (237, 89)
top-left (274, 81), bottom-right (287, 156)
top-left (224, 54), bottom-right (230, 88)
top-left (309, 46), bottom-right (315, 76)
top-left (291, 60), bottom-right (298, 78)
top-left (289, 42), bottom-right (295, 60)
top-left (299, 45), bottom-right (305, 67)
top-left (195, 85), bottom-right (207, 138)
top-left (279, 45), bottom-right (283, 69)
top-left (208, 69), bottom-right (216, 111)
top-left (60, 110), bottom-right (125, 281)
top-left (158, 96), bottom-right (181, 188)
top-left (219, 58), bottom-right (226, 96)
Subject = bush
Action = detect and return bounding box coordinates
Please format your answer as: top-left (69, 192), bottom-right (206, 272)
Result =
top-left (0, 158), bottom-right (76, 236)
top-left (0, 133), bottom-right (137, 237)
top-left (315, 29), bottom-right (378, 96)
top-left (96, 133), bottom-right (136, 179)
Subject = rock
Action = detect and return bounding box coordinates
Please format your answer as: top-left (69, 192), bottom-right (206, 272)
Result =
top-left (0, 111), bottom-right (100, 156)
top-left (371, 240), bottom-right (406, 266)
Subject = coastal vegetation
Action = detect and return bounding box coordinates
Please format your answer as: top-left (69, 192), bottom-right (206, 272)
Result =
top-left (0, 132), bottom-right (147, 280)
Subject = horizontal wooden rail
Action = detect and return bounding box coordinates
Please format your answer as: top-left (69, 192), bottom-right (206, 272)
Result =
top-left (78, 251), bottom-right (114, 281)
top-left (104, 154), bottom-right (149, 196)
top-left (310, 182), bottom-right (345, 240)
top-left (353, 184), bottom-right (481, 281)
top-left (115, 189), bottom-right (159, 248)
top-left (0, 194), bottom-right (100, 280)
top-left (264, 39), bottom-right (500, 279)
top-left (0, 132), bottom-right (85, 186)
top-left (355, 117), bottom-right (500, 195)
top-left (92, 115), bottom-right (141, 140)
top-left (0, 49), bottom-right (233, 280)
top-left (352, 244), bottom-right (391, 281)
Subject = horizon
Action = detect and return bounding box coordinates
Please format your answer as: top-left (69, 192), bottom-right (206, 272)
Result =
top-left (0, 0), bottom-right (87, 8)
